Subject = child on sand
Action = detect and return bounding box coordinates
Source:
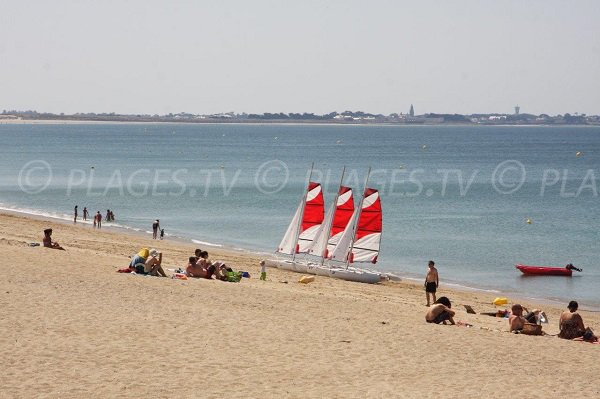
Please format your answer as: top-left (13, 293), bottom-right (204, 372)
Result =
top-left (424, 260), bottom-right (439, 306)
top-left (42, 228), bottom-right (65, 250)
top-left (260, 261), bottom-right (267, 281)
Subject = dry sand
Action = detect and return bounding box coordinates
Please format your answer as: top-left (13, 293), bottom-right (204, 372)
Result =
top-left (1, 212), bottom-right (598, 398)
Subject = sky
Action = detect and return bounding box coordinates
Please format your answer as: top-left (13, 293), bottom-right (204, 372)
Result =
top-left (1, 0), bottom-right (599, 116)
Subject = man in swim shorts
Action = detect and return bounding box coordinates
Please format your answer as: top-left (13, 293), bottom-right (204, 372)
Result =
top-left (424, 260), bottom-right (439, 306)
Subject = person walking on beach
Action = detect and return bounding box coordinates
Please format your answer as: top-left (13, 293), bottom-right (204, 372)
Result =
top-left (152, 219), bottom-right (160, 239)
top-left (83, 207), bottom-right (88, 221)
top-left (96, 211), bottom-right (102, 229)
top-left (424, 260), bottom-right (439, 307)
top-left (74, 205), bottom-right (78, 224)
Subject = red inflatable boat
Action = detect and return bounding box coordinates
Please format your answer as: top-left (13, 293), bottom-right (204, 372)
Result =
top-left (515, 264), bottom-right (580, 276)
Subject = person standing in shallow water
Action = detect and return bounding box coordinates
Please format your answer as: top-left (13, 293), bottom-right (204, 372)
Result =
top-left (74, 205), bottom-right (78, 223)
top-left (152, 219), bottom-right (160, 239)
top-left (83, 207), bottom-right (88, 221)
top-left (424, 260), bottom-right (439, 307)
top-left (96, 211), bottom-right (102, 229)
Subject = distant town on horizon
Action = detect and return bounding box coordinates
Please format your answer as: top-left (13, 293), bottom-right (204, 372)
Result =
top-left (1, 105), bottom-right (598, 125)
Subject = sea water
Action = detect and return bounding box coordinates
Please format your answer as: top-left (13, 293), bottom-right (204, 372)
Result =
top-left (1, 123), bottom-right (599, 308)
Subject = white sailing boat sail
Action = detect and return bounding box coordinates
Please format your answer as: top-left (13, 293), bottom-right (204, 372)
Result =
top-left (309, 185), bottom-right (354, 260)
top-left (321, 186), bottom-right (382, 283)
top-left (262, 181), bottom-right (325, 273)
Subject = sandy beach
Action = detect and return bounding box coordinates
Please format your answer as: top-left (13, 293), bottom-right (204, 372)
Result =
top-left (1, 211), bottom-right (599, 398)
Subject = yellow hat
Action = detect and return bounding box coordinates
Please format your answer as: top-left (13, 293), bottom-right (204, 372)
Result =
top-left (138, 248), bottom-right (149, 258)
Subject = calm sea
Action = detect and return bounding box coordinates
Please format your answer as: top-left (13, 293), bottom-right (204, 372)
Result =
top-left (1, 123), bottom-right (599, 308)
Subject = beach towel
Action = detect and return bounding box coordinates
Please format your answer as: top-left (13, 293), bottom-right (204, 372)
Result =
top-left (117, 267), bottom-right (133, 273)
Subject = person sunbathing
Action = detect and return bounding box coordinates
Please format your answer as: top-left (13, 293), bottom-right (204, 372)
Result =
top-left (42, 229), bottom-right (65, 250)
top-left (559, 301), bottom-right (597, 341)
top-left (185, 256), bottom-right (216, 279)
top-left (129, 248), bottom-right (167, 277)
top-left (425, 296), bottom-right (455, 325)
top-left (508, 304), bottom-right (543, 333)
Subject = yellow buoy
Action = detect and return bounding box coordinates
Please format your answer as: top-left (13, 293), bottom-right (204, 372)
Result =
top-left (493, 297), bottom-right (508, 306)
top-left (576, 151), bottom-right (582, 157)
top-left (526, 219), bottom-right (532, 224)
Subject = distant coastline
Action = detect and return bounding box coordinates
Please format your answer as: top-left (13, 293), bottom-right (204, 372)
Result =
top-left (2, 110), bottom-right (598, 126)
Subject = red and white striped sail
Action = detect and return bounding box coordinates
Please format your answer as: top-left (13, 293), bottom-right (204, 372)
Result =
top-left (329, 188), bottom-right (382, 264)
top-left (351, 188), bottom-right (382, 263)
top-left (277, 182), bottom-right (324, 254)
top-left (309, 186), bottom-right (354, 258)
top-left (297, 182), bottom-right (325, 252)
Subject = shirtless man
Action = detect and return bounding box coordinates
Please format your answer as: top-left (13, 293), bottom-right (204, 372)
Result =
top-left (185, 256), bottom-right (216, 279)
top-left (509, 304), bottom-right (543, 332)
top-left (509, 304), bottom-right (528, 332)
top-left (424, 260), bottom-right (439, 306)
top-left (425, 296), bottom-right (455, 325)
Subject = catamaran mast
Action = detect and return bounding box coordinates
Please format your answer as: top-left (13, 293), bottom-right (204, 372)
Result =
top-left (345, 167), bottom-right (371, 269)
top-left (292, 163), bottom-right (314, 262)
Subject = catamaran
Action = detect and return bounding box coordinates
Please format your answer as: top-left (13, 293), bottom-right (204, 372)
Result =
top-left (262, 167), bottom-right (387, 284)
top-left (307, 176), bottom-right (383, 283)
top-left (261, 177), bottom-right (325, 273)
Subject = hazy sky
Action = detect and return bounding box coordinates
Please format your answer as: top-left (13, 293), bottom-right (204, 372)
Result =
top-left (1, 0), bottom-right (599, 115)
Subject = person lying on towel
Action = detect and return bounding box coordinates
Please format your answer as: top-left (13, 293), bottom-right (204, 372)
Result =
top-left (185, 256), bottom-right (216, 279)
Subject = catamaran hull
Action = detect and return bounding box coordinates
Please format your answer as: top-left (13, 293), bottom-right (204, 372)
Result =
top-left (306, 264), bottom-right (381, 283)
top-left (328, 267), bottom-right (381, 284)
top-left (262, 259), bottom-right (310, 274)
top-left (261, 259), bottom-right (382, 284)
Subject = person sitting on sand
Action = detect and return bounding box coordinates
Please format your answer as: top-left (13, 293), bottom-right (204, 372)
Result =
top-left (509, 304), bottom-right (543, 332)
top-left (185, 255), bottom-right (216, 279)
top-left (425, 296), bottom-right (455, 325)
top-left (214, 263), bottom-right (234, 281)
top-left (42, 229), bottom-right (65, 250)
top-left (129, 248), bottom-right (167, 277)
top-left (559, 301), bottom-right (597, 341)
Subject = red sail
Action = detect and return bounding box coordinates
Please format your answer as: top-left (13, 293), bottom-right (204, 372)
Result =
top-left (297, 182), bottom-right (325, 253)
top-left (352, 188), bottom-right (382, 263)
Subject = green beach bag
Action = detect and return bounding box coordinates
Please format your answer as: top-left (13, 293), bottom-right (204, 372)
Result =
top-left (226, 271), bottom-right (242, 282)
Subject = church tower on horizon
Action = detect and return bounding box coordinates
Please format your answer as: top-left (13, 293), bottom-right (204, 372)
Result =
top-left (409, 104), bottom-right (414, 117)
